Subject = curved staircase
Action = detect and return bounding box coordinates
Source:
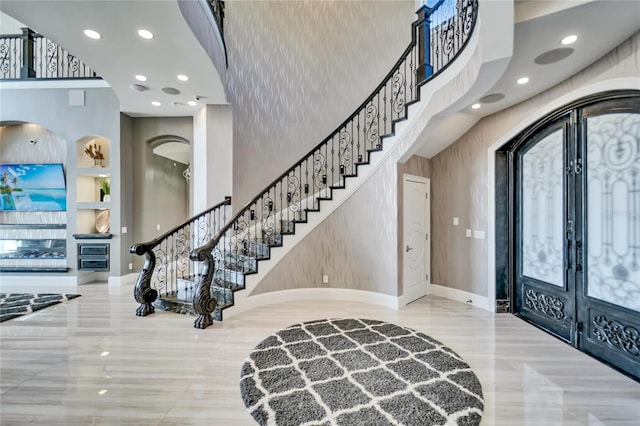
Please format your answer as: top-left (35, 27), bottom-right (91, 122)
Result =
top-left (132, 0), bottom-right (479, 328)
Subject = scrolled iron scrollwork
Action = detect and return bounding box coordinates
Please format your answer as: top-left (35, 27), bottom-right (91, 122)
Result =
top-left (365, 104), bottom-right (379, 145)
top-left (525, 289), bottom-right (567, 321)
top-left (0, 43), bottom-right (12, 75)
top-left (46, 41), bottom-right (58, 74)
top-left (287, 174), bottom-right (301, 212)
top-left (313, 151), bottom-right (327, 189)
top-left (339, 129), bottom-right (353, 172)
top-left (460, 0), bottom-right (476, 35)
top-left (593, 315), bottom-right (639, 357)
top-left (66, 53), bottom-right (80, 73)
top-left (391, 72), bottom-right (405, 116)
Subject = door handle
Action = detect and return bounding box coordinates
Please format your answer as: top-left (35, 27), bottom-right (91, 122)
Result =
top-left (405, 245), bottom-right (413, 252)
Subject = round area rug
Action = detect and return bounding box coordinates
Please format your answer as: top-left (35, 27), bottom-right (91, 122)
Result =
top-left (240, 318), bottom-right (483, 426)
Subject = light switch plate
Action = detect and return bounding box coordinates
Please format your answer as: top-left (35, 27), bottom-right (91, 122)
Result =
top-left (473, 230), bottom-right (485, 239)
top-left (453, 217), bottom-right (459, 226)
top-left (466, 229), bottom-right (472, 238)
top-left (121, 227), bottom-right (127, 234)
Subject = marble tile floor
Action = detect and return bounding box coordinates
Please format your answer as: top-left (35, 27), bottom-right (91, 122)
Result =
top-left (0, 281), bottom-right (638, 425)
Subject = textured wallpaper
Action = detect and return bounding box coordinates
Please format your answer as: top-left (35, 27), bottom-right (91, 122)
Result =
top-left (253, 153), bottom-right (400, 296)
top-left (430, 30), bottom-right (640, 297)
top-left (224, 0), bottom-right (416, 209)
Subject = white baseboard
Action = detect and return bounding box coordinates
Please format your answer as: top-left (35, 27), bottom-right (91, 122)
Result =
top-left (224, 288), bottom-right (401, 319)
top-left (428, 284), bottom-right (491, 311)
top-left (108, 273), bottom-right (138, 286)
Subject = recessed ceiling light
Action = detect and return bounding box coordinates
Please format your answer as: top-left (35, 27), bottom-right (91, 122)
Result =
top-left (561, 34), bottom-right (578, 45)
top-left (151, 101), bottom-right (161, 107)
top-left (517, 77), bottom-right (530, 85)
top-left (129, 83), bottom-right (149, 92)
top-left (177, 74), bottom-right (189, 82)
top-left (138, 29), bottom-right (154, 39)
top-left (84, 29), bottom-right (101, 39)
top-left (188, 101), bottom-right (197, 106)
top-left (135, 74), bottom-right (147, 82)
top-left (471, 103), bottom-right (481, 110)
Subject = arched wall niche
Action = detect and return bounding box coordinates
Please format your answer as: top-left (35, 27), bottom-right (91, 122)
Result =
top-left (76, 135), bottom-right (111, 168)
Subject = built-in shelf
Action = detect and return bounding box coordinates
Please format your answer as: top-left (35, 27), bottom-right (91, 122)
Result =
top-left (0, 224), bottom-right (66, 230)
top-left (73, 233), bottom-right (113, 240)
top-left (77, 167), bottom-right (112, 176)
top-left (77, 202), bottom-right (111, 210)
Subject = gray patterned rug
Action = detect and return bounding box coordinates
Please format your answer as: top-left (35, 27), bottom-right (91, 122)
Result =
top-left (0, 293), bottom-right (81, 322)
top-left (240, 318), bottom-right (484, 426)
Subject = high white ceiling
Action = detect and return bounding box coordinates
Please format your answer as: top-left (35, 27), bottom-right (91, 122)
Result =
top-left (0, 0), bottom-right (227, 117)
top-left (1, 0), bottom-right (638, 157)
top-left (414, 0), bottom-right (640, 157)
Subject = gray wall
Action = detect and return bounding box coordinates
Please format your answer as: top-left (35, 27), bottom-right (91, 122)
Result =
top-left (152, 154), bottom-right (189, 235)
top-left (131, 116), bottom-right (192, 268)
top-left (253, 154), bottom-right (431, 297)
top-left (253, 157), bottom-right (400, 296)
top-left (250, 29), bottom-right (640, 301)
top-left (224, 0), bottom-right (416, 209)
top-left (0, 87), bottom-right (124, 276)
top-left (430, 30), bottom-right (640, 297)
top-left (120, 113), bottom-right (134, 274)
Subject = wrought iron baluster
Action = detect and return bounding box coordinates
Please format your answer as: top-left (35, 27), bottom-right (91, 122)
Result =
top-left (182, 0), bottom-right (478, 328)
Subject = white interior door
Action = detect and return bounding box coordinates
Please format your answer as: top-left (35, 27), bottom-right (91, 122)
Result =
top-left (403, 175), bottom-right (430, 304)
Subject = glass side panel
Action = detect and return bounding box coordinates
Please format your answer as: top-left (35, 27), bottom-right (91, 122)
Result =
top-left (586, 112), bottom-right (640, 313)
top-left (521, 128), bottom-right (564, 286)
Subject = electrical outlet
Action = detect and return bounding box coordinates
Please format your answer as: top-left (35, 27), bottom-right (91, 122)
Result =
top-left (322, 275), bottom-right (329, 284)
top-left (473, 230), bottom-right (485, 239)
top-left (128, 263), bottom-right (133, 270)
top-left (121, 227), bottom-right (127, 234)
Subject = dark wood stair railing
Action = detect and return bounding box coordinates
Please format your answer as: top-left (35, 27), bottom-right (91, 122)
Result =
top-left (132, 0), bottom-right (478, 328)
top-left (131, 196), bottom-right (232, 317)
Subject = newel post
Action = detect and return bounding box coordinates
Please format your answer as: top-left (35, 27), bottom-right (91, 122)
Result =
top-left (131, 243), bottom-right (159, 316)
top-left (416, 5), bottom-right (433, 83)
top-left (190, 247), bottom-right (217, 329)
top-left (20, 28), bottom-right (36, 79)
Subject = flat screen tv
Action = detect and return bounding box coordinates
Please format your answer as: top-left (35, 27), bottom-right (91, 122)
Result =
top-left (0, 163), bottom-right (67, 211)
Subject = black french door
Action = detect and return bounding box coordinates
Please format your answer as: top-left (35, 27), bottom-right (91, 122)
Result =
top-left (513, 93), bottom-right (640, 380)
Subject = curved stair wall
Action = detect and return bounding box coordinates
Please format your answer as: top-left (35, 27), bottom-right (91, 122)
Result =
top-left (232, 0), bottom-right (515, 314)
top-left (223, 0), bottom-right (416, 209)
top-left (133, 0), bottom-right (510, 327)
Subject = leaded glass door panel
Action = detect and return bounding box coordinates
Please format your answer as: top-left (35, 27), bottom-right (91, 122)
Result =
top-left (515, 116), bottom-right (574, 342)
top-left (577, 101), bottom-right (640, 379)
top-left (512, 93), bottom-right (640, 380)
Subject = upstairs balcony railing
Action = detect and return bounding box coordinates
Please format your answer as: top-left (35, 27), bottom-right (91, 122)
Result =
top-left (207, 0), bottom-right (225, 37)
top-left (0, 28), bottom-right (98, 80)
